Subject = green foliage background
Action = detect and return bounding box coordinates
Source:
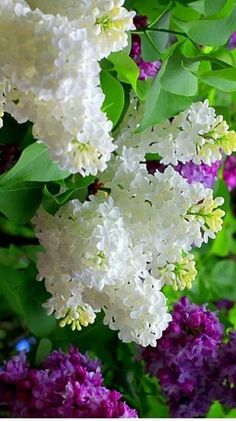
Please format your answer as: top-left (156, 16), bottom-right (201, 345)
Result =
top-left (1, 0), bottom-right (236, 417)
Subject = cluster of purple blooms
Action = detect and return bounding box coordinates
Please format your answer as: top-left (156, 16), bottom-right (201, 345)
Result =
top-left (141, 297), bottom-right (236, 417)
top-left (175, 160), bottom-right (221, 188)
top-left (228, 32), bottom-right (236, 49)
top-left (214, 299), bottom-right (234, 311)
top-left (156, 152), bottom-right (236, 193)
top-left (130, 16), bottom-right (161, 80)
top-left (217, 332), bottom-right (236, 409)
top-left (146, 160), bottom-right (221, 188)
top-left (223, 155), bottom-right (236, 191)
top-left (0, 347), bottom-right (137, 418)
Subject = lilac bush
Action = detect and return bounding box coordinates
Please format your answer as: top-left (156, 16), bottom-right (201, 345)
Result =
top-left (1, 3), bottom-right (236, 419)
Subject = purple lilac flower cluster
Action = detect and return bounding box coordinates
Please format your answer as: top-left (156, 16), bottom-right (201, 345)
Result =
top-left (228, 32), bottom-right (236, 49)
top-left (223, 155), bottom-right (236, 191)
top-left (141, 297), bottom-right (224, 417)
top-left (216, 332), bottom-right (236, 408)
top-left (214, 299), bottom-right (234, 311)
top-left (0, 347), bottom-right (137, 418)
top-left (146, 160), bottom-right (220, 188)
top-left (130, 16), bottom-right (161, 80)
top-left (175, 160), bottom-right (221, 188)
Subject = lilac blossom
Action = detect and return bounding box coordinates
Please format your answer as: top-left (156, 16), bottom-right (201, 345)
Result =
top-left (223, 155), bottom-right (236, 191)
top-left (214, 299), bottom-right (234, 311)
top-left (146, 160), bottom-right (220, 188)
top-left (0, 347), bottom-right (137, 418)
top-left (130, 16), bottom-right (161, 80)
top-left (175, 160), bottom-right (221, 188)
top-left (228, 32), bottom-right (236, 49)
top-left (141, 297), bottom-right (223, 417)
top-left (215, 332), bottom-right (236, 409)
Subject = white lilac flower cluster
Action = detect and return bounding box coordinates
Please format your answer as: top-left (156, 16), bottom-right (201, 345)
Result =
top-left (33, 100), bottom-right (230, 347)
top-left (0, 0), bottom-right (135, 175)
top-left (117, 98), bottom-right (236, 166)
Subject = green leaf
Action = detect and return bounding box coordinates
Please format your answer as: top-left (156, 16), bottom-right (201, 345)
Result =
top-left (188, 0), bottom-right (205, 15)
top-left (0, 245), bottom-right (30, 269)
top-left (210, 47), bottom-right (236, 67)
top-left (210, 191), bottom-right (236, 257)
top-left (21, 245), bottom-right (43, 264)
top-left (211, 260), bottom-right (236, 300)
top-left (207, 401), bottom-right (225, 418)
top-left (162, 285), bottom-right (183, 308)
top-left (42, 184), bottom-right (88, 215)
top-left (49, 314), bottom-right (116, 366)
top-left (182, 39), bottom-right (235, 67)
top-left (149, 12), bottom-right (170, 52)
top-left (66, 174), bottom-right (95, 189)
top-left (198, 60), bottom-right (212, 74)
top-left (174, 6), bottom-right (236, 46)
top-left (139, 62), bottom-right (192, 130)
top-left (172, 3), bottom-right (201, 20)
top-left (35, 338), bottom-right (52, 366)
top-left (228, 305), bottom-right (236, 329)
top-left (124, 0), bottom-right (169, 22)
top-left (0, 183), bottom-right (42, 224)
top-left (43, 173), bottom-right (95, 214)
top-left (140, 87), bottom-right (192, 130)
top-left (136, 79), bottom-right (154, 100)
top-left (160, 45), bottom-right (198, 96)
top-left (100, 71), bottom-right (125, 127)
top-left (210, 223), bottom-right (230, 257)
top-left (42, 185), bottom-right (62, 215)
top-left (109, 52), bottom-right (139, 91)
top-left (0, 143), bottom-right (69, 186)
top-left (56, 187), bottom-right (88, 204)
top-left (20, 124), bottom-right (35, 149)
top-left (0, 214), bottom-right (34, 238)
top-left (139, 375), bottom-right (169, 418)
top-left (140, 32), bottom-right (161, 62)
top-left (19, 265), bottom-right (56, 337)
top-left (0, 262), bottom-right (56, 337)
top-left (213, 210), bottom-right (236, 257)
top-left (208, 179), bottom-right (231, 256)
top-left (204, 0), bottom-right (227, 16)
top-left (141, 12), bottom-right (170, 61)
top-left (225, 408), bottom-right (236, 417)
top-left (100, 58), bottom-right (114, 71)
top-left (213, 176), bottom-right (230, 213)
top-left (200, 68), bottom-right (236, 92)
top-left (145, 153), bottom-right (162, 161)
top-left (0, 264), bottom-right (25, 316)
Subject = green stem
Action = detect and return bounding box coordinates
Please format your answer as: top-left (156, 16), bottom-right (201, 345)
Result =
top-left (131, 28), bottom-right (187, 37)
